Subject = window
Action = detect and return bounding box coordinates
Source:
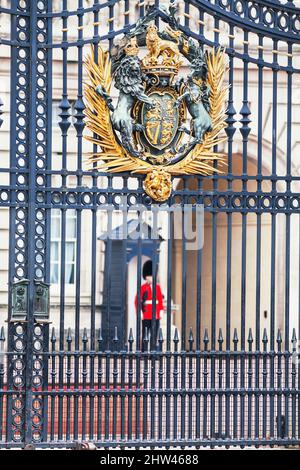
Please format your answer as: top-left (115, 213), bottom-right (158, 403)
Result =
top-left (50, 209), bottom-right (76, 285)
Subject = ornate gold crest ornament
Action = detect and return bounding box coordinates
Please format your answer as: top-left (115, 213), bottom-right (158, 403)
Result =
top-left (84, 2), bottom-right (228, 202)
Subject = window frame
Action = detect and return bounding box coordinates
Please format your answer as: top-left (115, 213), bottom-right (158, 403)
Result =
top-left (50, 209), bottom-right (77, 286)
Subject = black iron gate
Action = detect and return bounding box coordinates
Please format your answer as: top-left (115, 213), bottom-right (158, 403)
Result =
top-left (0, 0), bottom-right (300, 448)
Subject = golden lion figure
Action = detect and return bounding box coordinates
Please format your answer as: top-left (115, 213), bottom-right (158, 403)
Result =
top-left (143, 23), bottom-right (181, 68)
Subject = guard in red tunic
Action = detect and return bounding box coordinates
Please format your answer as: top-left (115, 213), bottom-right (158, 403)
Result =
top-left (135, 260), bottom-right (164, 350)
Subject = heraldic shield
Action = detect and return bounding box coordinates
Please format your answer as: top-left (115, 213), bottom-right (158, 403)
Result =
top-left (84, 2), bottom-right (228, 202)
top-left (140, 88), bottom-right (180, 151)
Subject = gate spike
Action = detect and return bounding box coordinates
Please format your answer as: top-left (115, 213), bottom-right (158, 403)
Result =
top-left (277, 329), bottom-right (282, 344)
top-left (67, 327), bottom-right (72, 343)
top-left (97, 328), bottom-right (103, 343)
top-left (113, 326), bottom-right (118, 343)
top-left (0, 326), bottom-right (5, 342)
top-left (203, 329), bottom-right (209, 342)
top-left (233, 328), bottom-right (239, 343)
top-left (128, 328), bottom-right (134, 352)
top-left (247, 328), bottom-right (253, 344)
top-left (158, 328), bottom-right (164, 343)
top-left (203, 329), bottom-right (209, 351)
top-left (173, 328), bottom-right (179, 343)
top-left (51, 327), bottom-right (56, 343)
top-left (143, 327), bottom-right (149, 351)
top-left (188, 328), bottom-right (194, 352)
top-left (97, 328), bottom-right (103, 352)
top-left (262, 328), bottom-right (268, 343)
top-left (292, 328), bottom-right (297, 343)
top-left (218, 328), bottom-right (223, 343)
top-left (158, 328), bottom-right (164, 352)
top-left (128, 328), bottom-right (134, 344)
top-left (144, 327), bottom-right (149, 342)
top-left (82, 328), bottom-right (88, 343)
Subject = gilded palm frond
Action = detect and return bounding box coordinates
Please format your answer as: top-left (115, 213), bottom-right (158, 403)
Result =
top-left (84, 46), bottom-right (129, 169)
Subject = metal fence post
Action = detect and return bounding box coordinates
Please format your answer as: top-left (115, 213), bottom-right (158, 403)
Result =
top-left (6, 0), bottom-right (51, 447)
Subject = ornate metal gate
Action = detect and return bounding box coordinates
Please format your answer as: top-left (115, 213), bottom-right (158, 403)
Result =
top-left (0, 0), bottom-right (300, 448)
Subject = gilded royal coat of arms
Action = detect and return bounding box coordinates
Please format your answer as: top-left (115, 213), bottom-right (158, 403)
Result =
top-left (84, 3), bottom-right (228, 202)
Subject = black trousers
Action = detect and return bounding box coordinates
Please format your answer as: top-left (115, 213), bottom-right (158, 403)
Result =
top-left (142, 319), bottom-right (160, 351)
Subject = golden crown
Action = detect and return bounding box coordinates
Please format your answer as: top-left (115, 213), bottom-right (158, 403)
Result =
top-left (124, 37), bottom-right (139, 56)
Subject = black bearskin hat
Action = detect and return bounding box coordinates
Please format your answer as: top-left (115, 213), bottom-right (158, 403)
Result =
top-left (142, 260), bottom-right (152, 280)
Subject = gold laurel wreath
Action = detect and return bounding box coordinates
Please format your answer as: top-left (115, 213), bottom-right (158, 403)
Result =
top-left (84, 45), bottom-right (228, 177)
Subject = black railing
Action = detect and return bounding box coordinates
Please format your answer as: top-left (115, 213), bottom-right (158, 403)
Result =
top-left (0, 326), bottom-right (299, 446)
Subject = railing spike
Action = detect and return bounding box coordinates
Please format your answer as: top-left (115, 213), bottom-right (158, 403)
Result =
top-left (67, 327), bottom-right (72, 342)
top-left (51, 327), bottom-right (56, 342)
top-left (203, 328), bottom-right (209, 343)
top-left (233, 328), bottom-right (239, 343)
top-left (262, 328), bottom-right (268, 343)
top-left (277, 329), bottom-right (282, 343)
top-left (97, 328), bottom-right (103, 342)
top-left (0, 326), bottom-right (5, 342)
top-left (97, 328), bottom-right (103, 352)
top-left (113, 326), bottom-right (118, 342)
top-left (218, 328), bottom-right (223, 343)
top-left (203, 329), bottom-right (209, 351)
top-left (143, 327), bottom-right (150, 351)
top-left (247, 328), bottom-right (253, 343)
top-left (292, 328), bottom-right (297, 343)
top-left (173, 328), bottom-right (179, 343)
top-left (188, 328), bottom-right (194, 352)
top-left (82, 327), bottom-right (88, 342)
top-left (158, 328), bottom-right (164, 343)
top-left (128, 328), bottom-right (134, 343)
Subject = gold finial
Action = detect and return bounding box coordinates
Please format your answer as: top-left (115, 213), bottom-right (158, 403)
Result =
top-left (124, 37), bottom-right (139, 56)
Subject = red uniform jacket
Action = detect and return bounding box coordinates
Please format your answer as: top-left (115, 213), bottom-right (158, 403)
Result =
top-left (135, 283), bottom-right (163, 320)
